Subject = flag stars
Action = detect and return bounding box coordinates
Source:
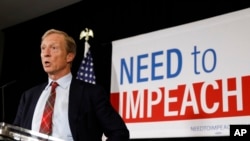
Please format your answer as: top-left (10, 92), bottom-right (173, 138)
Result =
top-left (76, 42), bottom-right (96, 85)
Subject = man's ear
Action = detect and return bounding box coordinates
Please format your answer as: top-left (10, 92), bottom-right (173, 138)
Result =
top-left (67, 53), bottom-right (75, 63)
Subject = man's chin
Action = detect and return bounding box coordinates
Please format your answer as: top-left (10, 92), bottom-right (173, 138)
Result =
top-left (44, 68), bottom-right (54, 74)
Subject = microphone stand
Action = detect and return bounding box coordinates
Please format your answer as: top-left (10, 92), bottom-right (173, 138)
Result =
top-left (1, 87), bottom-right (4, 121)
top-left (1, 80), bottom-right (16, 122)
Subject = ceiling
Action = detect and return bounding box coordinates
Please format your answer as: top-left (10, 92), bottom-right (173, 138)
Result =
top-left (0, 0), bottom-right (81, 30)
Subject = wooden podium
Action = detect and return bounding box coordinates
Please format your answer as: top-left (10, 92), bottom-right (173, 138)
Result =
top-left (0, 122), bottom-right (64, 141)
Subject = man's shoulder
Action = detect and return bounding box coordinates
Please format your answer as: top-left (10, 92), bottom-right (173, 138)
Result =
top-left (25, 82), bottom-right (47, 93)
top-left (71, 78), bottom-right (97, 87)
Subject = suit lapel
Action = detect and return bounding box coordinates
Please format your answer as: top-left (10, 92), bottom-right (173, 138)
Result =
top-left (25, 83), bottom-right (47, 129)
top-left (68, 79), bottom-right (85, 139)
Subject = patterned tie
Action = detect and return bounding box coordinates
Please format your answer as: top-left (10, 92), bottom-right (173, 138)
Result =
top-left (39, 81), bottom-right (58, 135)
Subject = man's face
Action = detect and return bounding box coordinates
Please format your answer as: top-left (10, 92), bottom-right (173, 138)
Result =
top-left (40, 33), bottom-right (73, 75)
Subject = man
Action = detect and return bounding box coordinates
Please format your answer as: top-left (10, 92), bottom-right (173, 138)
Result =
top-left (13, 29), bottom-right (130, 141)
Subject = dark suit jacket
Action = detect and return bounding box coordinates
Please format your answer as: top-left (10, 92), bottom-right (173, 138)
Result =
top-left (13, 78), bottom-right (130, 141)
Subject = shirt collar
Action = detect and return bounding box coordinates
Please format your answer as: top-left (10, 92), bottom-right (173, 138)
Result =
top-left (46, 73), bottom-right (72, 90)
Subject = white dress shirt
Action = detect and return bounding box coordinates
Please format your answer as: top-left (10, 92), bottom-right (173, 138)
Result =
top-left (32, 73), bottom-right (73, 141)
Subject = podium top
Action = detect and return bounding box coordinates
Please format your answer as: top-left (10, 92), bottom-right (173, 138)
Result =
top-left (0, 122), bottom-right (65, 141)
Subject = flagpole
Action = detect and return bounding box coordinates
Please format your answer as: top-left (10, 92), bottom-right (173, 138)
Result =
top-left (79, 28), bottom-right (94, 57)
top-left (79, 28), bottom-right (107, 140)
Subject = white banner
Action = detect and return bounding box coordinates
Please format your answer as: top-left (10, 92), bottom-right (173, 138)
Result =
top-left (111, 8), bottom-right (250, 139)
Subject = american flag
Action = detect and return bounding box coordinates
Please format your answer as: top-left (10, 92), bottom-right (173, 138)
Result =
top-left (76, 41), bottom-right (96, 84)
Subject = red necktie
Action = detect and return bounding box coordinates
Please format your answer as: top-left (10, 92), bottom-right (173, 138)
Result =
top-left (39, 81), bottom-right (58, 135)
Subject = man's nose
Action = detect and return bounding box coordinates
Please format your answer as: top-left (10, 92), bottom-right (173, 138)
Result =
top-left (42, 48), bottom-right (51, 56)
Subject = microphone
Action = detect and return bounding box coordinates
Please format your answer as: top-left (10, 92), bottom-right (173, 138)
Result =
top-left (0, 80), bottom-right (16, 122)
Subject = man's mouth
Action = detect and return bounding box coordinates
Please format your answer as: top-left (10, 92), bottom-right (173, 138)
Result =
top-left (44, 61), bottom-right (50, 67)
